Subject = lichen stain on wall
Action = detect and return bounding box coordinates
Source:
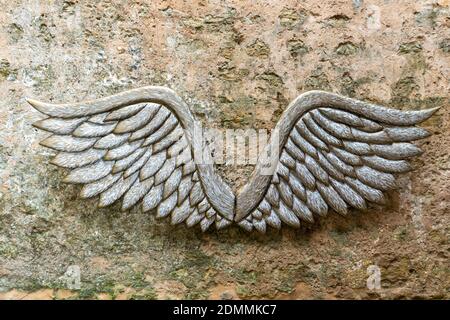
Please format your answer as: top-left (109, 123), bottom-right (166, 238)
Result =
top-left (0, 0), bottom-right (449, 299)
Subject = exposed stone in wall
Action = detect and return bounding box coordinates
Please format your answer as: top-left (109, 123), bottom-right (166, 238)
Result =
top-left (0, 0), bottom-right (448, 299)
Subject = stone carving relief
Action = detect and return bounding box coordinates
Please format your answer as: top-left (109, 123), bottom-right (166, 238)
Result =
top-left (28, 86), bottom-right (438, 233)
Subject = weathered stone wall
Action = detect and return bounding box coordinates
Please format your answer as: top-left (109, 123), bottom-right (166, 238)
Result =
top-left (0, 0), bottom-right (448, 299)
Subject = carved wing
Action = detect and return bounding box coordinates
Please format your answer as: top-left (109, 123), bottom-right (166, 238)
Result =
top-left (29, 86), bottom-right (235, 231)
top-left (29, 87), bottom-right (438, 234)
top-left (235, 91), bottom-right (438, 233)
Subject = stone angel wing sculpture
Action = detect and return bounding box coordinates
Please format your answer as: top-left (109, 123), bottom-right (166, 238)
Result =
top-left (28, 87), bottom-right (438, 233)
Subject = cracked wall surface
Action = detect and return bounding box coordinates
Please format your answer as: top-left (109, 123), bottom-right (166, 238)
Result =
top-left (0, 0), bottom-right (449, 299)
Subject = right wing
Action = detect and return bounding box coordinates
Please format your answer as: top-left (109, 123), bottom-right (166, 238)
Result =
top-left (236, 91), bottom-right (439, 233)
top-left (28, 86), bottom-right (234, 231)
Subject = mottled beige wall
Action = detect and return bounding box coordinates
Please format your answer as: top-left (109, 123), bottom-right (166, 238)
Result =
top-left (0, 0), bottom-right (449, 299)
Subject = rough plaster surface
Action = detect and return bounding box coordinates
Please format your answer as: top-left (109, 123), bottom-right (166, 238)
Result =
top-left (0, 0), bottom-right (449, 299)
